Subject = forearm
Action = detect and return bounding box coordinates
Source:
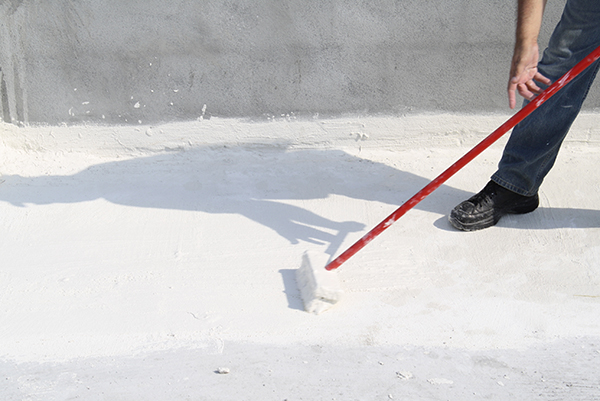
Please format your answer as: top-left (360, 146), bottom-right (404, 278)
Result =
top-left (514, 0), bottom-right (547, 46)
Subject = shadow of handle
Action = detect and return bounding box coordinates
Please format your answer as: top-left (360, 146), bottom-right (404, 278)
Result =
top-left (325, 220), bottom-right (366, 263)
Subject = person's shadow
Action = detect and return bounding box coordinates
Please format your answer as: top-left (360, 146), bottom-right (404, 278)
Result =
top-left (0, 145), bottom-right (463, 246)
top-left (3, 144), bottom-right (599, 242)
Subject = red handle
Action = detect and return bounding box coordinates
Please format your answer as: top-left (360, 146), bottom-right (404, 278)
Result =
top-left (326, 44), bottom-right (600, 271)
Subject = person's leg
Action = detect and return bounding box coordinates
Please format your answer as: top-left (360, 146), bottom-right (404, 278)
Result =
top-left (493, 0), bottom-right (600, 196)
top-left (449, 0), bottom-right (600, 231)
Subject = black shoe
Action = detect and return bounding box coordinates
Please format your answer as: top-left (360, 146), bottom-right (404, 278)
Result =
top-left (449, 181), bottom-right (539, 231)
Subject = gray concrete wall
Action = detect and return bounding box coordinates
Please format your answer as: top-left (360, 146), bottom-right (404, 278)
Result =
top-left (0, 0), bottom-right (593, 125)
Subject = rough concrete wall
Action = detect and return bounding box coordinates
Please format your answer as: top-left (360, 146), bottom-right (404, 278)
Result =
top-left (0, 0), bottom-right (593, 125)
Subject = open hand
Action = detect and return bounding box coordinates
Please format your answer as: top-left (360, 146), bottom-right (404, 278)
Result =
top-left (507, 42), bottom-right (552, 109)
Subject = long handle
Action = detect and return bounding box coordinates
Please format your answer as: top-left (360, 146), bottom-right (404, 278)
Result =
top-left (326, 44), bottom-right (600, 271)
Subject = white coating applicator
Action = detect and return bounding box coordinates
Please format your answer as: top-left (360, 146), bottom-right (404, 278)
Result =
top-left (296, 251), bottom-right (343, 314)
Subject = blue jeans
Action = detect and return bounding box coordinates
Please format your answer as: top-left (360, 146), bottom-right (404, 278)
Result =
top-left (491, 0), bottom-right (600, 196)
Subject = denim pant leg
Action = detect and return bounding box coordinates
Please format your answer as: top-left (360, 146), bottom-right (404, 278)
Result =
top-left (492, 0), bottom-right (600, 196)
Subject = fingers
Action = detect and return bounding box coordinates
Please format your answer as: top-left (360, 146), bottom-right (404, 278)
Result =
top-left (533, 71), bottom-right (552, 86)
top-left (507, 72), bottom-right (552, 109)
top-left (508, 81), bottom-right (540, 109)
top-left (508, 80), bottom-right (518, 109)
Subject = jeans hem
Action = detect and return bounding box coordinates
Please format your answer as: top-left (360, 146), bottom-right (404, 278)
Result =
top-left (490, 175), bottom-right (536, 197)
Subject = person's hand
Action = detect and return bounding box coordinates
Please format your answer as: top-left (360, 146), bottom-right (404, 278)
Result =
top-left (507, 42), bottom-right (552, 109)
